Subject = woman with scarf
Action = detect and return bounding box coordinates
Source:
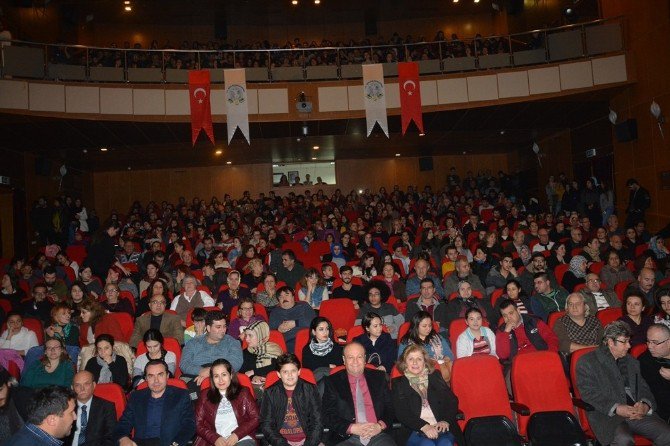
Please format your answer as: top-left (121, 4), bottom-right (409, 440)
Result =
top-left (562, 255), bottom-right (588, 292)
top-left (84, 334), bottom-right (130, 390)
top-left (301, 316), bottom-right (343, 386)
top-left (328, 243), bottom-right (347, 269)
top-left (398, 311), bottom-right (453, 382)
top-left (582, 236), bottom-right (602, 263)
top-left (254, 274), bottom-right (280, 310)
top-left (653, 288), bottom-right (670, 329)
top-left (240, 321), bottom-right (283, 390)
top-left (392, 344), bottom-right (464, 446)
top-left (650, 235), bottom-right (670, 275)
top-left (45, 303), bottom-right (80, 347)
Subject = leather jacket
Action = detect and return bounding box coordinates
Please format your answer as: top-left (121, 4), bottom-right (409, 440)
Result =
top-left (194, 387), bottom-right (259, 446)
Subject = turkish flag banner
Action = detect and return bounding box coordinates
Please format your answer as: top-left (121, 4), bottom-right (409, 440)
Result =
top-left (398, 62), bottom-right (424, 136)
top-left (188, 70), bottom-right (215, 146)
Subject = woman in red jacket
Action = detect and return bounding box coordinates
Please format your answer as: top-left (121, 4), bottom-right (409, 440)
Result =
top-left (194, 358), bottom-right (259, 446)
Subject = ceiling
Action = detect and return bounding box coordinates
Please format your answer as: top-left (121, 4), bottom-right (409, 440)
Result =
top-left (0, 88), bottom-right (617, 172)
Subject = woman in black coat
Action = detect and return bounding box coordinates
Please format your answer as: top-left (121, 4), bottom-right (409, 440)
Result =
top-left (84, 334), bottom-right (130, 390)
top-left (392, 344), bottom-right (464, 446)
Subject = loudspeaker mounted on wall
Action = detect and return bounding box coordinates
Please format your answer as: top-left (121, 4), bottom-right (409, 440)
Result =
top-left (418, 157), bottom-right (434, 172)
top-left (614, 119), bottom-right (638, 142)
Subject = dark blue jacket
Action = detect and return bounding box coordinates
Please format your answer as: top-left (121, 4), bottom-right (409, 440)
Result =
top-left (114, 386), bottom-right (195, 446)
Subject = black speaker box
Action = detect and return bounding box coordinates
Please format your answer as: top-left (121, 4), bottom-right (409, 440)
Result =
top-left (615, 119), bottom-right (638, 142)
top-left (419, 157), bottom-right (434, 171)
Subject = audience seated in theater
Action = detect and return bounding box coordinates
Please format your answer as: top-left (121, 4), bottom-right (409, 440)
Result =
top-left (268, 286), bottom-right (316, 353)
top-left (456, 307), bottom-right (497, 359)
top-left (655, 288), bottom-right (670, 329)
top-left (130, 290), bottom-right (183, 348)
top-left (170, 274), bottom-right (215, 325)
top-left (332, 265), bottom-right (365, 308)
top-left (575, 321), bottom-right (670, 445)
top-left (297, 321), bottom-right (340, 395)
top-left (184, 307), bottom-right (207, 344)
top-left (0, 312), bottom-right (39, 355)
top-left (21, 337), bottom-right (75, 389)
top-left (626, 267), bottom-right (659, 308)
top-left (443, 256), bottom-right (486, 298)
top-left (495, 298), bottom-right (558, 363)
top-left (66, 370), bottom-right (117, 446)
top-left (392, 344), bottom-right (464, 446)
top-left (599, 250), bottom-right (635, 290)
top-left (0, 368), bottom-right (25, 443)
top-left (115, 359), bottom-right (196, 446)
top-left (132, 329), bottom-right (177, 388)
top-left (494, 279), bottom-right (534, 317)
top-left (45, 304), bottom-right (80, 347)
top-left (530, 272), bottom-right (569, 322)
top-left (398, 311), bottom-right (453, 377)
top-left (260, 353), bottom-right (323, 446)
top-left (228, 296), bottom-right (266, 340)
top-left (22, 283), bottom-right (53, 324)
top-left (79, 299), bottom-right (124, 347)
top-left (353, 312), bottom-right (397, 373)
top-left (355, 280), bottom-right (404, 339)
top-left (321, 342), bottom-right (396, 446)
top-left (194, 358), bottom-right (259, 446)
top-left (518, 252), bottom-right (558, 295)
top-left (639, 324), bottom-right (670, 424)
top-left (1, 273), bottom-right (26, 312)
top-left (485, 252), bottom-right (519, 295)
top-left (217, 270), bottom-right (252, 316)
top-left (254, 273), bottom-right (280, 310)
top-left (239, 320), bottom-right (283, 391)
top-left (298, 268), bottom-right (329, 310)
top-left (579, 273), bottom-right (620, 314)
top-left (276, 249), bottom-right (306, 289)
top-left (406, 259), bottom-right (445, 300)
top-left (100, 283), bottom-right (134, 318)
top-left (180, 310), bottom-right (243, 396)
top-left (404, 277), bottom-right (446, 326)
top-left (618, 291), bottom-right (653, 347)
top-left (84, 334), bottom-right (130, 390)
top-left (443, 280), bottom-right (494, 331)
top-left (553, 293), bottom-right (603, 358)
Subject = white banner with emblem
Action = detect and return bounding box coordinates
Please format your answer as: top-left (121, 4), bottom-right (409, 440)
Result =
top-left (362, 64), bottom-right (389, 137)
top-left (224, 68), bottom-right (250, 144)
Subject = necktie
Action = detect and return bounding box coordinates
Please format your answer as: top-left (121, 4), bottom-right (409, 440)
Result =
top-left (79, 405), bottom-right (88, 445)
top-left (355, 377), bottom-right (367, 423)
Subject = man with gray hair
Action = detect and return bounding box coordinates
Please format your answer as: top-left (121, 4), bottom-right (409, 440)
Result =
top-left (169, 274), bottom-right (215, 325)
top-left (576, 321), bottom-right (670, 445)
top-left (639, 324), bottom-right (670, 423)
top-left (580, 273), bottom-right (620, 315)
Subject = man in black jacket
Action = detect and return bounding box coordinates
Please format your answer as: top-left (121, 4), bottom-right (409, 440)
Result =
top-left (66, 371), bottom-right (116, 446)
top-left (625, 178), bottom-right (651, 228)
top-left (322, 343), bottom-right (396, 446)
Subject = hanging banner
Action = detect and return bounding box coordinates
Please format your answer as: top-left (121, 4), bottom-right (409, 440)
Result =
top-left (188, 70), bottom-right (215, 146)
top-left (224, 68), bottom-right (250, 144)
top-left (362, 64), bottom-right (389, 137)
top-left (398, 62), bottom-right (424, 136)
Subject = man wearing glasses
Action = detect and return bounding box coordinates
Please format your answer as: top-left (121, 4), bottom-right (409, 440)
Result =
top-left (640, 324), bottom-right (670, 423)
top-left (129, 294), bottom-right (183, 348)
top-left (579, 273), bottom-right (620, 315)
top-left (576, 321), bottom-right (670, 445)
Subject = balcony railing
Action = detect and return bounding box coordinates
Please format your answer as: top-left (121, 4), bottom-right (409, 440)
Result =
top-left (0, 17), bottom-right (624, 84)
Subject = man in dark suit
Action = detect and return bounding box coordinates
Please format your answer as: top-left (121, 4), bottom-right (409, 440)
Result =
top-left (576, 321), bottom-right (670, 445)
top-left (322, 343), bottom-right (396, 446)
top-left (66, 371), bottom-right (116, 446)
top-left (114, 359), bottom-right (195, 446)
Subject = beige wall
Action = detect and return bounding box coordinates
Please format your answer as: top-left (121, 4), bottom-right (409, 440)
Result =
top-left (92, 153), bottom-right (509, 217)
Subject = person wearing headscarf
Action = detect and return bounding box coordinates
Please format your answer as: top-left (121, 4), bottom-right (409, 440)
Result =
top-left (328, 243), bottom-right (347, 269)
top-left (563, 255), bottom-right (588, 292)
top-left (239, 321), bottom-right (283, 389)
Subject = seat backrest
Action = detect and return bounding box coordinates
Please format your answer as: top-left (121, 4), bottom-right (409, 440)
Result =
top-left (570, 346), bottom-right (596, 437)
top-left (135, 337), bottom-right (182, 378)
top-left (308, 240), bottom-right (331, 257)
top-left (630, 343), bottom-right (648, 358)
top-left (547, 311), bottom-right (566, 330)
top-left (185, 306), bottom-right (219, 326)
top-left (318, 299), bottom-right (357, 333)
top-left (490, 288), bottom-right (505, 308)
top-left (93, 382), bottom-right (126, 420)
top-left (452, 355), bottom-right (513, 429)
top-left (554, 264), bottom-right (570, 287)
top-left (614, 280), bottom-right (633, 303)
top-left (268, 330), bottom-right (288, 353)
top-left (106, 312), bottom-right (134, 343)
top-left (22, 318), bottom-right (45, 345)
top-left (294, 328), bottom-right (311, 362)
top-left (596, 307), bottom-right (622, 327)
top-left (511, 351), bottom-right (574, 437)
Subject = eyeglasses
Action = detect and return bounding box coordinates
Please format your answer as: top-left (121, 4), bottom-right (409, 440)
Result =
top-left (587, 279), bottom-right (601, 283)
top-left (646, 338), bottom-right (669, 346)
top-left (149, 300), bottom-right (166, 305)
top-left (613, 338), bottom-right (630, 345)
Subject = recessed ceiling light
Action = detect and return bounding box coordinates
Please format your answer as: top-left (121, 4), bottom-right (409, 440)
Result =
top-left (330, 162), bottom-right (335, 165)
top-left (453, 0), bottom-right (458, 2)
top-left (124, 5), bottom-right (132, 11)
top-left (100, 147), bottom-right (108, 152)
top-left (314, 0), bottom-right (320, 4)
top-left (395, 153), bottom-right (401, 156)
top-left (313, 145), bottom-right (319, 150)
top-left (226, 161), bottom-right (232, 164)
top-left (124, 0), bottom-right (130, 4)
top-left (291, 0), bottom-right (298, 4)
top-left (215, 150), bottom-right (223, 155)
top-left (500, 130), bottom-right (506, 135)
top-left (474, 0), bottom-right (480, 3)
top-left (311, 157), bottom-right (317, 160)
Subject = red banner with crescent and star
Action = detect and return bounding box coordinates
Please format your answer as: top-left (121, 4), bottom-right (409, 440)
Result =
top-left (398, 62), bottom-right (424, 136)
top-left (188, 70), bottom-right (215, 146)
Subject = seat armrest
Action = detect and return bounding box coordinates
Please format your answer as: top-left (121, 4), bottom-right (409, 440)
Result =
top-left (510, 401), bottom-right (530, 416)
